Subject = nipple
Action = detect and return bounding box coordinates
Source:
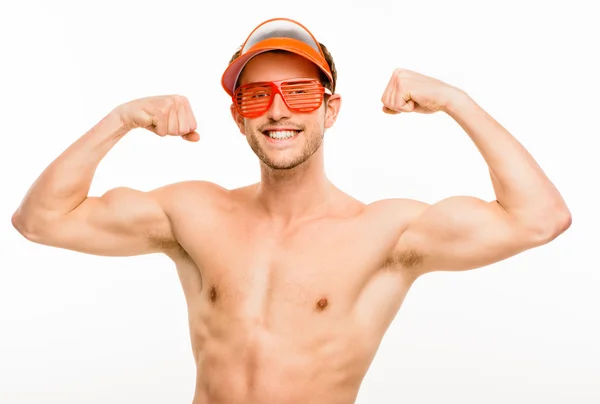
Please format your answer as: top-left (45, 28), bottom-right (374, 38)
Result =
top-left (315, 297), bottom-right (329, 311)
top-left (209, 285), bottom-right (219, 303)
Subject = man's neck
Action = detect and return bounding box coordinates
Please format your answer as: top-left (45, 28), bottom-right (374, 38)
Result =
top-left (254, 156), bottom-right (334, 223)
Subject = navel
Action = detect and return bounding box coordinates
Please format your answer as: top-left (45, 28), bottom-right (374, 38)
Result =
top-left (209, 285), bottom-right (219, 303)
top-left (315, 297), bottom-right (329, 312)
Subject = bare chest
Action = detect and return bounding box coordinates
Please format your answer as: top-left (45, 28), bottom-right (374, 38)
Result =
top-left (170, 203), bottom-right (417, 338)
top-left (179, 212), bottom-right (401, 310)
top-left (213, 227), bottom-right (374, 310)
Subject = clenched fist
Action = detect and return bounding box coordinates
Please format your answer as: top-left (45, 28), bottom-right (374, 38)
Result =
top-left (113, 95), bottom-right (200, 142)
top-left (381, 68), bottom-right (464, 115)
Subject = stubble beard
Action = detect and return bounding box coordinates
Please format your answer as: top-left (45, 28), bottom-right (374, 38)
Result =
top-left (246, 124), bottom-right (324, 171)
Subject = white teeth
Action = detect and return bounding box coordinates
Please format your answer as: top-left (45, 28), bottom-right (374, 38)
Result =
top-left (267, 130), bottom-right (298, 139)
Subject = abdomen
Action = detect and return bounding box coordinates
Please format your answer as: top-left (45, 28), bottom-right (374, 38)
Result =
top-left (190, 308), bottom-right (375, 404)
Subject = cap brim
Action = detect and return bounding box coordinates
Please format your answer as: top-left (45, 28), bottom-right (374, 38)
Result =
top-left (221, 37), bottom-right (333, 96)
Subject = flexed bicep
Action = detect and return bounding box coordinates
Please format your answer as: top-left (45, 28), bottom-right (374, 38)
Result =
top-left (20, 186), bottom-right (176, 257)
top-left (394, 196), bottom-right (543, 275)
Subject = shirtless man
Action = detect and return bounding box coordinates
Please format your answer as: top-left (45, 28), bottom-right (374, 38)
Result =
top-left (12, 17), bottom-right (571, 404)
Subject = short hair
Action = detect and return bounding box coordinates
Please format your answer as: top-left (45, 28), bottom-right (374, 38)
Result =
top-left (228, 42), bottom-right (338, 94)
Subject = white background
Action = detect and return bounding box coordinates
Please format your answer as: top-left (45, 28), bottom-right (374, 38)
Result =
top-left (1, 0), bottom-right (598, 403)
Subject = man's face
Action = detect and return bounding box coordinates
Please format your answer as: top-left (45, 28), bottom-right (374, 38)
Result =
top-left (231, 52), bottom-right (341, 170)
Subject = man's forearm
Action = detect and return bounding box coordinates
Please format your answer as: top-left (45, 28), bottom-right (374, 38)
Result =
top-left (443, 90), bottom-right (570, 234)
top-left (14, 111), bottom-right (129, 221)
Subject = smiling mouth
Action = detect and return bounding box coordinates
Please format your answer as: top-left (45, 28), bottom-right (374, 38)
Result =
top-left (262, 130), bottom-right (302, 140)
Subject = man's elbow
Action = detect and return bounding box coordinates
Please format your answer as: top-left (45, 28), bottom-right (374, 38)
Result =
top-left (526, 203), bottom-right (572, 245)
top-left (11, 209), bottom-right (50, 243)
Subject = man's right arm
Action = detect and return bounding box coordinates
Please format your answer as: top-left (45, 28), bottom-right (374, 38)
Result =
top-left (13, 184), bottom-right (175, 257)
top-left (12, 95), bottom-right (199, 257)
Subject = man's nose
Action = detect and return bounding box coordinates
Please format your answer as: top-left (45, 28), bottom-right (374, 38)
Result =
top-left (266, 93), bottom-right (292, 121)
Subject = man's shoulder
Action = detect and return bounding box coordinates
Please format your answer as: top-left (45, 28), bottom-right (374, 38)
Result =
top-left (366, 197), bottom-right (430, 221)
top-left (159, 180), bottom-right (226, 194)
top-left (324, 191), bottom-right (430, 226)
top-left (156, 180), bottom-right (263, 212)
top-left (154, 180), bottom-right (233, 210)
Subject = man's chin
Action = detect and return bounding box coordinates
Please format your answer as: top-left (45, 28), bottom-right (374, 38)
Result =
top-left (258, 153), bottom-right (308, 171)
top-left (261, 158), bottom-right (303, 171)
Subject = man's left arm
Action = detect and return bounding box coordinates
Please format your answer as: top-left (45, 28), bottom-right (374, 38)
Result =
top-left (383, 69), bottom-right (572, 275)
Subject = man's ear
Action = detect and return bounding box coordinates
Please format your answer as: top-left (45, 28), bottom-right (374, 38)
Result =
top-left (230, 104), bottom-right (246, 135)
top-left (324, 94), bottom-right (342, 129)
